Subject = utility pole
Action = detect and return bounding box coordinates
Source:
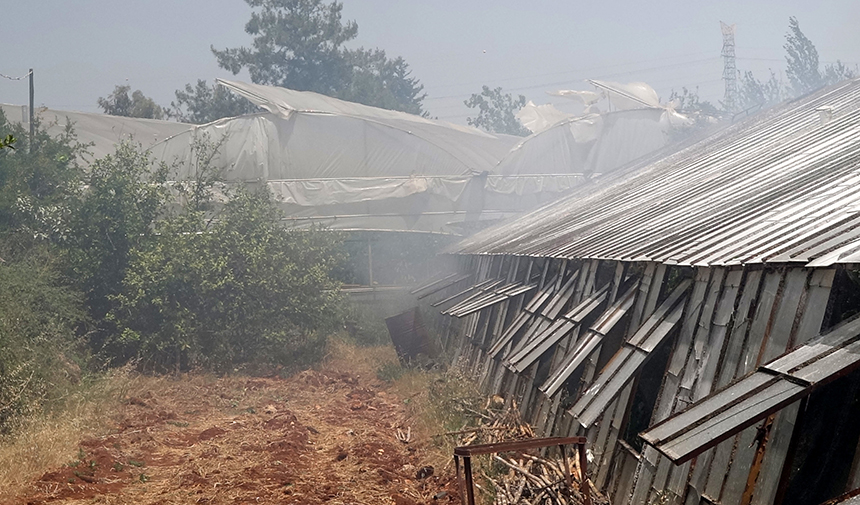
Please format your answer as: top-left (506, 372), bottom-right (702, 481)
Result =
top-left (29, 68), bottom-right (34, 152)
top-left (721, 22), bottom-right (738, 113)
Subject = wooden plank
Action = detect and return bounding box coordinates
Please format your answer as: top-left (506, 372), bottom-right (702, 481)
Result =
top-left (658, 380), bottom-right (805, 462)
top-left (613, 448), bottom-right (640, 505)
top-left (597, 383), bottom-right (633, 489)
top-left (668, 268), bottom-right (712, 376)
top-left (716, 269), bottom-right (764, 388)
top-left (642, 263), bottom-right (668, 324)
top-left (680, 267), bottom-right (726, 395)
top-left (576, 349), bottom-right (645, 427)
top-left (738, 270), bottom-right (782, 373)
top-left (540, 285), bottom-right (638, 397)
top-left (631, 263), bottom-right (658, 330)
top-left (593, 397), bottom-right (620, 489)
top-left (629, 459), bottom-right (657, 505)
top-left (720, 427), bottom-right (759, 505)
top-left (791, 336), bottom-right (860, 383)
top-left (627, 280), bottom-right (692, 350)
top-left (574, 292), bottom-right (684, 426)
top-left (609, 262), bottom-right (628, 305)
top-left (694, 268), bottom-right (743, 401)
top-left (704, 435), bottom-right (736, 501)
top-left (758, 268), bottom-right (809, 363)
top-left (542, 271), bottom-right (581, 319)
top-left (750, 402), bottom-right (801, 505)
top-left (642, 372), bottom-right (774, 446)
top-left (794, 268), bottom-right (835, 343)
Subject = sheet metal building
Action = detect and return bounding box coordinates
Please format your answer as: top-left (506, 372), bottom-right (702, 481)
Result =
top-left (426, 78), bottom-right (860, 505)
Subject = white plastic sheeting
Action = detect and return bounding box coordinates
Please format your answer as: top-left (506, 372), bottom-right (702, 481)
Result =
top-left (517, 101), bottom-right (573, 134)
top-left (0, 103), bottom-right (191, 160)
top-left (1, 77), bottom-right (679, 234)
top-left (149, 80), bottom-right (599, 233)
top-left (497, 108), bottom-right (667, 176)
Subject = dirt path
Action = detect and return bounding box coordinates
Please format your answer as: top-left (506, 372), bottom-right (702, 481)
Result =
top-left (6, 364), bottom-right (458, 505)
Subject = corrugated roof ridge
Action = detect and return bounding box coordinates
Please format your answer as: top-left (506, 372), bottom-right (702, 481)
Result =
top-left (454, 78), bottom-right (860, 267)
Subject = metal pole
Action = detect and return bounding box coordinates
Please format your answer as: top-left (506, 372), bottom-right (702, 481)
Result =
top-left (462, 456), bottom-right (476, 505)
top-left (454, 456), bottom-right (465, 503)
top-left (367, 238), bottom-right (373, 288)
top-left (578, 443), bottom-right (592, 505)
top-left (28, 68), bottom-right (34, 153)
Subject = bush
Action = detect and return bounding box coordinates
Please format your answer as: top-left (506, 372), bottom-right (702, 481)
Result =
top-left (109, 188), bottom-right (346, 372)
top-left (0, 250), bottom-right (86, 430)
top-left (63, 142), bottom-right (168, 351)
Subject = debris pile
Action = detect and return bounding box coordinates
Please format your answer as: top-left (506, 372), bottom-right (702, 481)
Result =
top-left (452, 399), bottom-right (608, 505)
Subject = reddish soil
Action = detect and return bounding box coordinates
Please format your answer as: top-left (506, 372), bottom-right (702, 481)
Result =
top-left (5, 369), bottom-right (459, 505)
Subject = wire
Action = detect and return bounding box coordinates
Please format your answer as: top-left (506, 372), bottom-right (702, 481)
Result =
top-left (0, 70), bottom-right (32, 81)
top-left (426, 57), bottom-right (720, 101)
top-left (429, 50), bottom-right (717, 92)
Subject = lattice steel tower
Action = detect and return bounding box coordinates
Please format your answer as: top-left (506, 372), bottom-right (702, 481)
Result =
top-left (721, 21), bottom-right (738, 113)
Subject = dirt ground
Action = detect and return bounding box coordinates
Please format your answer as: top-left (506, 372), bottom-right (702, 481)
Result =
top-left (4, 356), bottom-right (460, 505)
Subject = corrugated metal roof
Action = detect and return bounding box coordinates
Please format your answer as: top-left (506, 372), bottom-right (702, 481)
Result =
top-left (455, 79), bottom-right (860, 267)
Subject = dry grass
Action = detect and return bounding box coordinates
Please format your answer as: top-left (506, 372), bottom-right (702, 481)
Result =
top-left (0, 338), bottom-right (483, 504)
top-left (0, 366), bottom-right (150, 498)
top-left (321, 337), bottom-right (484, 473)
top-left (321, 335), bottom-right (400, 378)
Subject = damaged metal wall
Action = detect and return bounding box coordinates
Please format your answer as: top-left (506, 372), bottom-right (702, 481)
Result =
top-left (429, 254), bottom-right (843, 505)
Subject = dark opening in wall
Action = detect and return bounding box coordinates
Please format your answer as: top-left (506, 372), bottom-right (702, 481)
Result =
top-left (822, 268), bottom-right (860, 331)
top-left (656, 265), bottom-right (695, 308)
top-left (534, 346), bottom-right (555, 388)
top-left (621, 326), bottom-right (678, 453)
top-left (593, 309), bottom-right (634, 377)
top-left (780, 370), bottom-right (860, 505)
top-left (595, 261), bottom-right (616, 292)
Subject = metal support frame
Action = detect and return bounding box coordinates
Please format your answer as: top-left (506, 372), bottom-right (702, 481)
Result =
top-left (453, 436), bottom-right (592, 505)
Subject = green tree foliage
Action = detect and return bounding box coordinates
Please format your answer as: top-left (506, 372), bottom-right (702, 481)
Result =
top-left (169, 80), bottom-right (259, 124)
top-left (0, 110), bottom-right (84, 250)
top-left (110, 187), bottom-right (344, 372)
top-left (0, 134), bottom-right (15, 150)
top-left (0, 248), bottom-right (86, 429)
top-left (212, 0), bottom-right (425, 114)
top-left (341, 48), bottom-right (427, 116)
top-left (669, 87), bottom-right (720, 118)
top-left (784, 16), bottom-right (826, 95)
top-left (64, 143), bottom-right (169, 351)
top-left (783, 16), bottom-right (855, 96)
top-left (737, 70), bottom-right (785, 111)
top-left (464, 85), bottom-right (530, 136)
top-left (97, 85), bottom-right (166, 120)
top-left (737, 17), bottom-right (855, 110)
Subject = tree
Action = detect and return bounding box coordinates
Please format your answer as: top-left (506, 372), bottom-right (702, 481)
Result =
top-left (784, 16), bottom-right (855, 96)
top-left (464, 86), bottom-right (530, 136)
top-left (784, 16), bottom-right (823, 95)
top-left (340, 48), bottom-right (426, 116)
top-left (0, 110), bottom-right (84, 249)
top-left (170, 79), bottom-right (259, 124)
top-left (737, 70), bottom-right (785, 110)
top-left (64, 142), bottom-right (169, 353)
top-left (0, 134), bottom-right (14, 150)
top-left (110, 187), bottom-right (345, 372)
top-left (212, 0), bottom-right (425, 114)
top-left (97, 85), bottom-right (165, 120)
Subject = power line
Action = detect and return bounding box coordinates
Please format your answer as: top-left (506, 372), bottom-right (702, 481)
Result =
top-left (0, 69), bottom-right (33, 81)
top-left (426, 56), bottom-right (720, 101)
top-left (427, 50), bottom-right (716, 92)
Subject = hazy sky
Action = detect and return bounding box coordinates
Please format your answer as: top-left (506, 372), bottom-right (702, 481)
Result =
top-left (2, 0), bottom-right (860, 124)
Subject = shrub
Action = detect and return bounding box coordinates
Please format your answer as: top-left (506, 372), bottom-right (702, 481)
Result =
top-left (110, 188), bottom-right (345, 372)
top-left (0, 250), bottom-right (86, 430)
